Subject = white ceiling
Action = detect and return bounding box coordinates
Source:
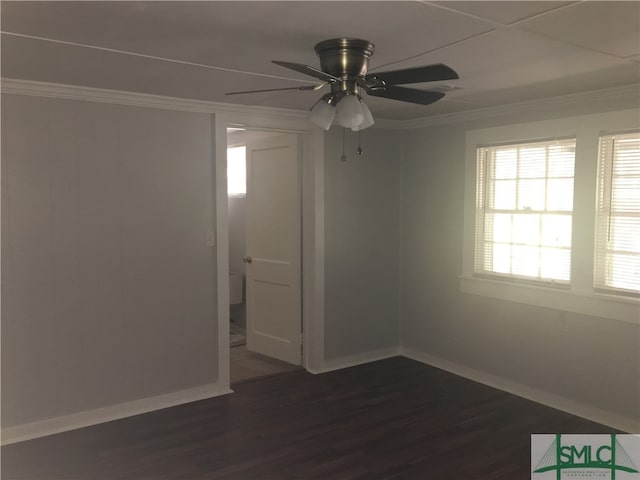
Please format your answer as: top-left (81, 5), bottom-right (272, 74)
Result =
top-left (1, 1), bottom-right (639, 120)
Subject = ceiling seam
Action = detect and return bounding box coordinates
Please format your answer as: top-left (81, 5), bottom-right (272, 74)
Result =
top-left (508, 1), bottom-right (584, 27)
top-left (417, 0), bottom-right (628, 66)
top-left (371, 0), bottom-right (503, 73)
top-left (507, 1), bottom-right (638, 61)
top-left (512, 27), bottom-right (640, 63)
top-left (420, 1), bottom-right (507, 28)
top-left (0, 30), bottom-right (317, 85)
top-left (382, 2), bottom-right (594, 75)
top-left (420, 0), bottom-right (637, 64)
top-left (369, 29), bottom-right (497, 72)
top-left (422, 0), bottom-right (583, 28)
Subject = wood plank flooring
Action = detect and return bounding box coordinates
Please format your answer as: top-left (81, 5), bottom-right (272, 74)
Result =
top-left (1, 356), bottom-right (616, 479)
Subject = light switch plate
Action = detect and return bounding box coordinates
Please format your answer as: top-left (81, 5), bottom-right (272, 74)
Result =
top-left (205, 230), bottom-right (215, 247)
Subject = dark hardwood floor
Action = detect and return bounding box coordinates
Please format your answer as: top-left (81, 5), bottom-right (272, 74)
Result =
top-left (2, 356), bottom-right (615, 479)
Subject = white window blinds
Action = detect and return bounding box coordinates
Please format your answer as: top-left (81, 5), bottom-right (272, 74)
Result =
top-left (594, 132), bottom-right (640, 294)
top-left (475, 138), bottom-right (576, 284)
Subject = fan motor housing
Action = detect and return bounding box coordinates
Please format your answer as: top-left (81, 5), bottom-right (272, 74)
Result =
top-left (315, 38), bottom-right (375, 79)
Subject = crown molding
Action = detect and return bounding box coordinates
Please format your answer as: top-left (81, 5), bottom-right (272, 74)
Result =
top-left (2, 78), bottom-right (636, 131)
top-left (0, 77), bottom-right (311, 118)
top-left (397, 84), bottom-right (640, 129)
top-left (0, 77), bottom-right (404, 130)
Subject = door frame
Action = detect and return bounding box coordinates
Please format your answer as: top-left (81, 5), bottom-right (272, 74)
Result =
top-left (213, 111), bottom-right (325, 389)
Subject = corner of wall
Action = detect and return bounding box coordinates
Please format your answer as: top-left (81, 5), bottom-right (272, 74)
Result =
top-left (400, 347), bottom-right (639, 433)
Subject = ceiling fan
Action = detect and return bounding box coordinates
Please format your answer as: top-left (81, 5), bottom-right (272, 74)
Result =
top-left (226, 38), bottom-right (459, 131)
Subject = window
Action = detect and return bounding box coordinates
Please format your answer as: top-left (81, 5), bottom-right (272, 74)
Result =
top-left (475, 138), bottom-right (576, 285)
top-left (227, 146), bottom-right (246, 197)
top-left (461, 111), bottom-right (639, 324)
top-left (594, 131), bottom-right (640, 294)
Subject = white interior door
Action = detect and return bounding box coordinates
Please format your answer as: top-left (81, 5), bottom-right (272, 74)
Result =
top-left (244, 133), bottom-right (301, 365)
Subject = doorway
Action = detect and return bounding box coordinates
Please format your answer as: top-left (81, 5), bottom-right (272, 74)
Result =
top-left (226, 128), bottom-right (302, 384)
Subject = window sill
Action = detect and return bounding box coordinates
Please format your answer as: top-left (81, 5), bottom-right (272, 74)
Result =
top-left (459, 275), bottom-right (639, 325)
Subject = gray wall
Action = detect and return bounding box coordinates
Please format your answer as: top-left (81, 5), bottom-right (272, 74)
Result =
top-left (1, 94), bottom-right (218, 427)
top-left (400, 119), bottom-right (640, 422)
top-left (324, 127), bottom-right (402, 360)
top-left (4, 90), bottom-right (637, 431)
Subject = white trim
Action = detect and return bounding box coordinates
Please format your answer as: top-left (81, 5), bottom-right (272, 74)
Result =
top-left (460, 275), bottom-right (639, 324)
top-left (213, 112), bottom-right (326, 378)
top-left (461, 109), bottom-right (640, 325)
top-left (1, 78), bottom-right (308, 117)
top-left (1, 383), bottom-right (232, 446)
top-left (4, 78), bottom-right (636, 131)
top-left (308, 346), bottom-right (401, 374)
top-left (213, 114), bottom-right (231, 390)
top-left (399, 84), bottom-right (640, 129)
top-left (4, 348), bottom-right (636, 445)
top-left (401, 347), bottom-right (640, 433)
top-left (0, 78), bottom-right (402, 129)
top-left (302, 127), bottom-right (326, 372)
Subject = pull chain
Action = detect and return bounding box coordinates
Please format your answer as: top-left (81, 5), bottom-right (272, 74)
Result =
top-left (341, 128), bottom-right (347, 162)
top-left (356, 129), bottom-right (363, 155)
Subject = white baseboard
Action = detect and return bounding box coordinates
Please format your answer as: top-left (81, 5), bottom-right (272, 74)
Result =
top-left (1, 382), bottom-right (233, 446)
top-left (308, 346), bottom-right (401, 374)
top-left (400, 347), bottom-right (640, 433)
top-left (5, 349), bottom-right (635, 445)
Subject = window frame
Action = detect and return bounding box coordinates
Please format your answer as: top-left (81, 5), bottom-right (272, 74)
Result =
top-left (474, 137), bottom-right (577, 286)
top-left (460, 110), bottom-right (639, 325)
top-left (593, 130), bottom-right (640, 296)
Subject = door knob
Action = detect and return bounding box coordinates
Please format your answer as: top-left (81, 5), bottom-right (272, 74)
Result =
top-left (243, 256), bottom-right (252, 264)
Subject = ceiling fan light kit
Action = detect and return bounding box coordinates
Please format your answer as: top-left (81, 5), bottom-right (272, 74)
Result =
top-left (336, 93), bottom-right (364, 129)
top-left (227, 37), bottom-right (459, 132)
top-left (308, 94), bottom-right (336, 131)
top-left (312, 38), bottom-right (373, 131)
top-left (358, 99), bottom-right (375, 131)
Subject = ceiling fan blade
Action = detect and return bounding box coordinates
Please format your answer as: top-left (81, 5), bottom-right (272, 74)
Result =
top-left (367, 85), bottom-right (445, 105)
top-left (272, 60), bottom-right (341, 83)
top-left (226, 84), bottom-right (323, 96)
top-left (366, 63), bottom-right (459, 86)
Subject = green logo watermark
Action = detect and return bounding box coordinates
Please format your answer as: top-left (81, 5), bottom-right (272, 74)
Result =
top-left (532, 434), bottom-right (639, 479)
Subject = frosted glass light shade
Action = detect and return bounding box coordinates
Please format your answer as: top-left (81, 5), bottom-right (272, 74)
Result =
top-left (336, 94), bottom-right (364, 129)
top-left (352, 101), bottom-right (374, 131)
top-left (308, 99), bottom-right (336, 131)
